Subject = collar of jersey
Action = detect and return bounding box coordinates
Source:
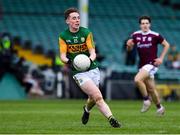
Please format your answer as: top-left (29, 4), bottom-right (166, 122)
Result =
top-left (141, 30), bottom-right (151, 35)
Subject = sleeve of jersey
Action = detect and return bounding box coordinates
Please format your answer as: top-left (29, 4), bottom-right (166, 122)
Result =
top-left (157, 34), bottom-right (164, 44)
top-left (86, 33), bottom-right (95, 49)
top-left (59, 37), bottom-right (67, 53)
top-left (131, 33), bottom-right (136, 44)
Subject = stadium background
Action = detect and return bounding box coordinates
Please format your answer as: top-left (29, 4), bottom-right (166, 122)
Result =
top-left (0, 0), bottom-right (180, 100)
top-left (0, 0), bottom-right (180, 134)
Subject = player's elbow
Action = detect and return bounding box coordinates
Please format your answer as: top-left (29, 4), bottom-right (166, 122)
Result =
top-left (60, 54), bottom-right (68, 63)
top-left (162, 40), bottom-right (170, 49)
top-left (166, 42), bottom-right (170, 49)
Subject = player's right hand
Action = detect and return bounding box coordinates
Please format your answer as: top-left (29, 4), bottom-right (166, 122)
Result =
top-left (153, 58), bottom-right (163, 66)
top-left (126, 39), bottom-right (134, 51)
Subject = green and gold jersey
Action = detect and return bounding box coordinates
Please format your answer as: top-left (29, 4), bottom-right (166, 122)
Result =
top-left (59, 26), bottom-right (98, 75)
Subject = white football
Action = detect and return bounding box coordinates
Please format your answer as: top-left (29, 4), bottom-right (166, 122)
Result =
top-left (73, 54), bottom-right (91, 71)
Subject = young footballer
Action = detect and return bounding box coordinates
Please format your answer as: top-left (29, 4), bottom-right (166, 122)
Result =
top-left (127, 16), bottom-right (169, 115)
top-left (59, 7), bottom-right (121, 127)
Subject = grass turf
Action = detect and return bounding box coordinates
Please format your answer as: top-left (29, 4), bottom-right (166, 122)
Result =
top-left (0, 100), bottom-right (179, 134)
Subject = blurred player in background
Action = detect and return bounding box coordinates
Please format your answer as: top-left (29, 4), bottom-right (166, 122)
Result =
top-left (0, 33), bottom-right (13, 81)
top-left (126, 16), bottom-right (169, 115)
top-left (59, 7), bottom-right (121, 127)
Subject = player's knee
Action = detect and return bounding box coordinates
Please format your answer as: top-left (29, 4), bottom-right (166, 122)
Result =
top-left (134, 77), bottom-right (142, 85)
top-left (95, 97), bottom-right (104, 107)
top-left (93, 93), bottom-right (103, 104)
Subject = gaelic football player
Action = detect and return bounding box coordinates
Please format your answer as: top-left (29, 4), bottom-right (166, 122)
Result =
top-left (127, 16), bottom-right (169, 115)
top-left (59, 8), bottom-right (121, 127)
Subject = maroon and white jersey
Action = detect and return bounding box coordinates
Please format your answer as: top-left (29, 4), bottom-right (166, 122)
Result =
top-left (132, 30), bottom-right (164, 68)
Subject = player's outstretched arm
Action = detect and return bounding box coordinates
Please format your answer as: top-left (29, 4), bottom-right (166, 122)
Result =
top-left (126, 39), bottom-right (134, 51)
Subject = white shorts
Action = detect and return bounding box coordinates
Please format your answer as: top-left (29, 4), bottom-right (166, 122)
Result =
top-left (73, 68), bottom-right (100, 86)
top-left (140, 64), bottom-right (158, 79)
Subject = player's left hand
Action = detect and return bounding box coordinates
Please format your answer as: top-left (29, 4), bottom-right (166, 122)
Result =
top-left (89, 57), bottom-right (93, 63)
top-left (153, 58), bottom-right (163, 66)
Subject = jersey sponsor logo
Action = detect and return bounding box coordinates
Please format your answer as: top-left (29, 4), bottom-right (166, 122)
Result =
top-left (137, 43), bottom-right (152, 48)
top-left (68, 43), bottom-right (88, 53)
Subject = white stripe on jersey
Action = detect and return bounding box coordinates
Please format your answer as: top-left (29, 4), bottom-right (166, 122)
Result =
top-left (150, 30), bottom-right (159, 36)
top-left (133, 30), bottom-right (159, 36)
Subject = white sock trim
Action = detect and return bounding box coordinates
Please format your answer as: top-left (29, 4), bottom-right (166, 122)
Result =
top-left (85, 106), bottom-right (90, 113)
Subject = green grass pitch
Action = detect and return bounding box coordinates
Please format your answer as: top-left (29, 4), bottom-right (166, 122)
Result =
top-left (0, 100), bottom-right (180, 134)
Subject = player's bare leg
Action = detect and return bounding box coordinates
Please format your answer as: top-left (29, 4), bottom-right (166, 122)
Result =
top-left (82, 97), bottom-right (95, 124)
top-left (81, 81), bottom-right (112, 117)
top-left (145, 78), bottom-right (165, 115)
top-left (134, 69), bottom-right (151, 112)
top-left (81, 80), bottom-right (121, 127)
top-left (134, 69), bottom-right (149, 97)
